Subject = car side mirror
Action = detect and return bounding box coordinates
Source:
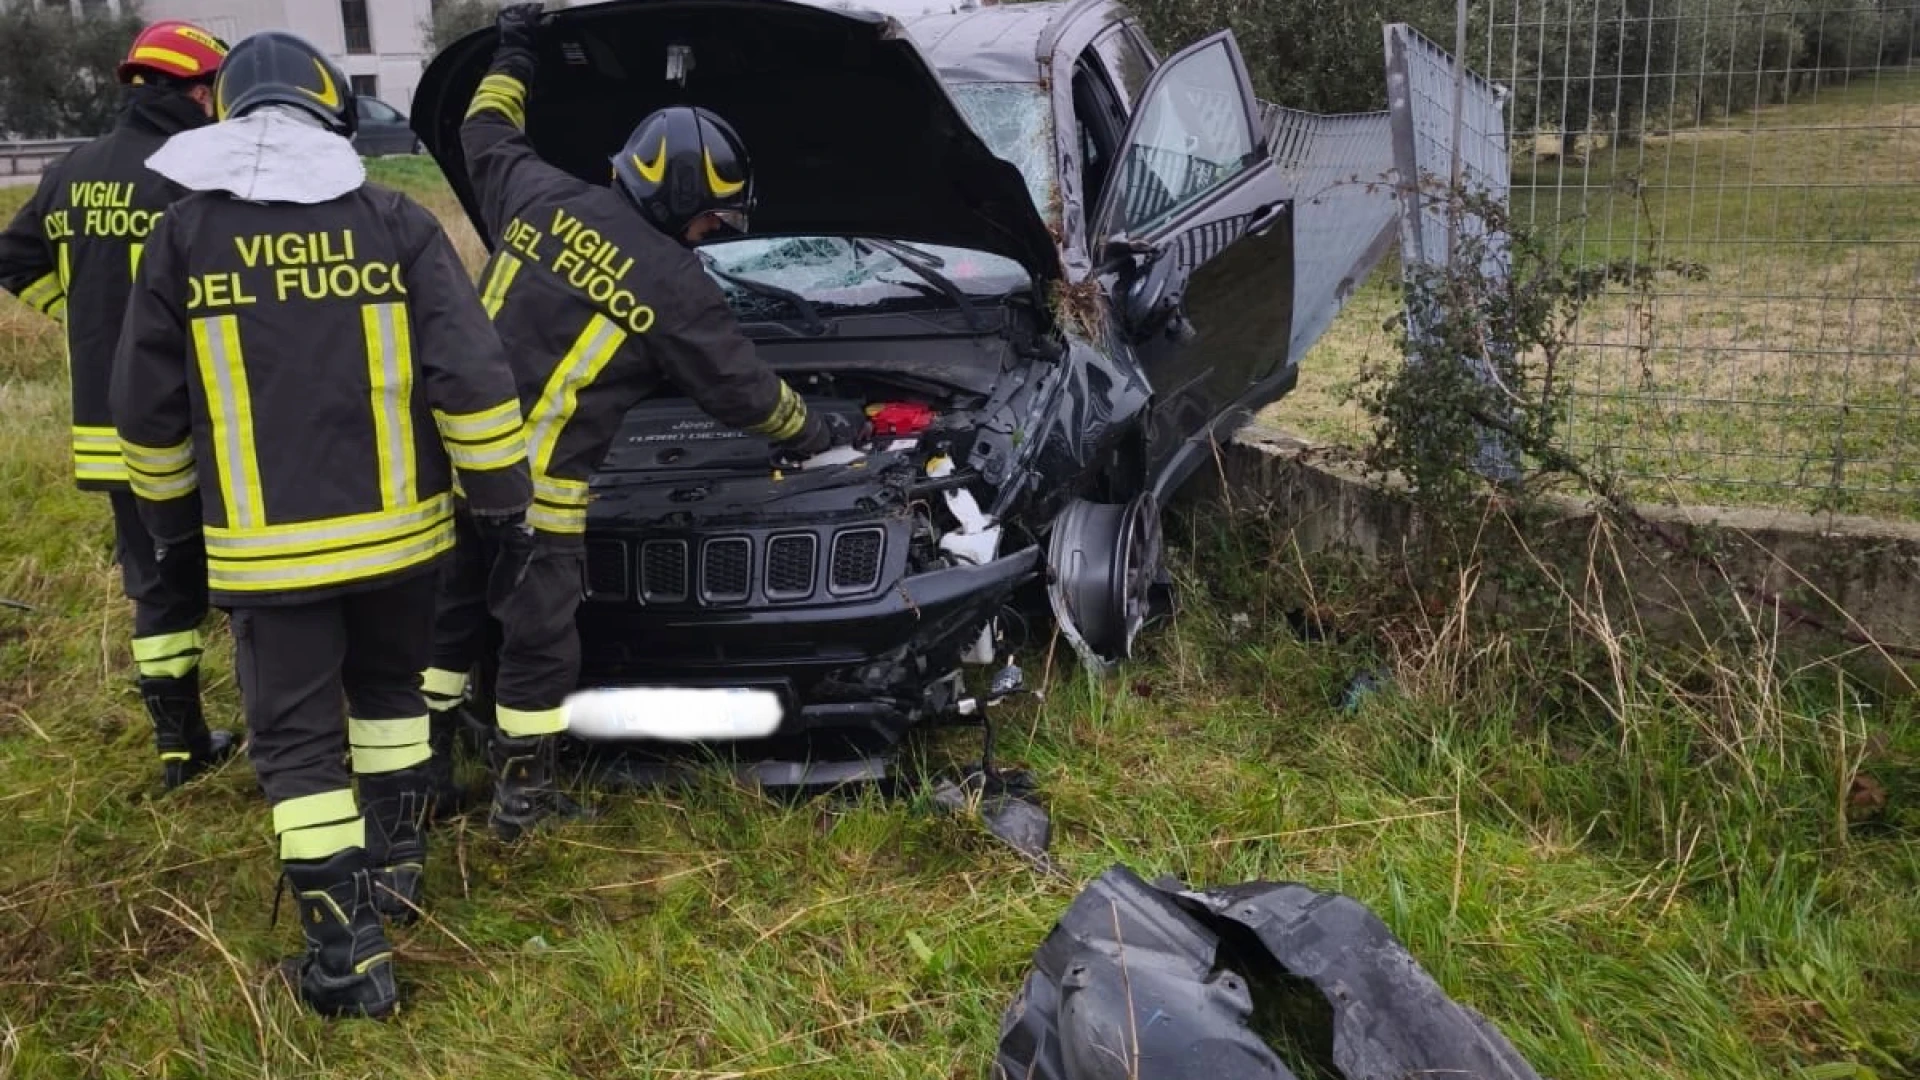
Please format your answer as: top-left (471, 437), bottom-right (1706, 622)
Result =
top-left (1118, 247), bottom-right (1181, 341)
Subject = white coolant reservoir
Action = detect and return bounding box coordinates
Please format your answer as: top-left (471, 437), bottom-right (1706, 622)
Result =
top-left (926, 455), bottom-right (1004, 665)
top-left (928, 454), bottom-right (1002, 566)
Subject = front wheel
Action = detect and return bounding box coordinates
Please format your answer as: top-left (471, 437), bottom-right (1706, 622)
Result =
top-left (1044, 493), bottom-right (1167, 670)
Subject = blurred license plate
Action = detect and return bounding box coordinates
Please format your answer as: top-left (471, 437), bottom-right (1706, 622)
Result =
top-left (564, 686), bottom-right (785, 742)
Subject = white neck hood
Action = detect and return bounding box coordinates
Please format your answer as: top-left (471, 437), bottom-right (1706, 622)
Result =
top-left (146, 107), bottom-right (366, 204)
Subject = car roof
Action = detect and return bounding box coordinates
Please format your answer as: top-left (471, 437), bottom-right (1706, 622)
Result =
top-left (801, 0), bottom-right (1077, 84)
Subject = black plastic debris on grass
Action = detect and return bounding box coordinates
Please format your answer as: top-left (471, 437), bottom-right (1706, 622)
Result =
top-left (930, 766), bottom-right (1052, 864)
top-left (996, 865), bottom-right (1542, 1080)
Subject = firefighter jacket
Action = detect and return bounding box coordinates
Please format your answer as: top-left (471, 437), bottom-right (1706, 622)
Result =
top-left (111, 183), bottom-right (533, 607)
top-left (462, 64), bottom-right (812, 538)
top-left (0, 87), bottom-right (208, 491)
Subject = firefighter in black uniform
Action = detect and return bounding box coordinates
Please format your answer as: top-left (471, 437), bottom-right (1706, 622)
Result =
top-left (0, 20), bottom-right (237, 791)
top-left (421, 2), bottom-right (854, 841)
top-left (112, 32), bottom-right (532, 1019)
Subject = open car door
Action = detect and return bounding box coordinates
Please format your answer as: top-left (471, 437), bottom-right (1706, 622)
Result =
top-left (1087, 31), bottom-right (1296, 500)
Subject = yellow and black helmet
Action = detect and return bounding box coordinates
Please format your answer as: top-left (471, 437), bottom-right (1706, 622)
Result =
top-left (611, 106), bottom-right (754, 242)
top-left (213, 31), bottom-right (356, 136)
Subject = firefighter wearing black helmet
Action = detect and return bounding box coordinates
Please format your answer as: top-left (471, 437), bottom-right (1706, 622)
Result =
top-left (420, 2), bottom-right (855, 842)
top-left (0, 20), bottom-right (237, 793)
top-left (111, 31), bottom-right (532, 1020)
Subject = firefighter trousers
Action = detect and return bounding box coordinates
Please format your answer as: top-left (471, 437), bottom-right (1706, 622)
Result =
top-left (423, 504), bottom-right (584, 740)
top-left (231, 572), bottom-right (438, 861)
top-left (108, 490), bottom-right (210, 682)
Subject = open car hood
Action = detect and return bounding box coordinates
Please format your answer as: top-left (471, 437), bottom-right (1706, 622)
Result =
top-left (412, 0), bottom-right (1059, 282)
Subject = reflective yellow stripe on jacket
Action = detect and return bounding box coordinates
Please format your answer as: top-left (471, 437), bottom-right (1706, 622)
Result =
top-left (206, 499), bottom-right (455, 594)
top-left (193, 315), bottom-right (265, 529)
top-left (17, 270), bottom-right (65, 321)
top-left (71, 425), bottom-right (128, 484)
top-left (363, 302), bottom-right (417, 510)
top-left (466, 72), bottom-right (528, 129)
top-left (189, 314), bottom-right (454, 594)
top-left (747, 381), bottom-right (808, 443)
top-left (479, 253), bottom-right (522, 319)
top-left (122, 435), bottom-right (196, 501)
top-left (434, 397), bottom-right (527, 473)
top-left (524, 314), bottom-right (626, 534)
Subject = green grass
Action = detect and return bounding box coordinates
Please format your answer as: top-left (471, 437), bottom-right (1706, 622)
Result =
top-left (1275, 71), bottom-right (1920, 519)
top-left (1, 144), bottom-right (1916, 1080)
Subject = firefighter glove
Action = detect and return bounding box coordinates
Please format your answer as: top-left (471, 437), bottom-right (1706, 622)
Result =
top-left (770, 411), bottom-right (863, 468)
top-left (497, 4), bottom-right (545, 52)
top-left (492, 3), bottom-right (544, 79)
top-left (477, 512), bottom-right (538, 593)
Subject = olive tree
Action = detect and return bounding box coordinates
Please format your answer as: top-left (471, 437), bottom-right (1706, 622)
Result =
top-left (0, 0), bottom-right (147, 138)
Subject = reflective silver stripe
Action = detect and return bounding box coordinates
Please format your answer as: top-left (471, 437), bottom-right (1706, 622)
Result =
top-left (526, 503), bottom-right (586, 534)
top-left (480, 254), bottom-right (522, 319)
top-left (364, 302), bottom-right (415, 511)
top-left (128, 467), bottom-right (196, 498)
top-left (435, 399), bottom-right (521, 442)
top-left (122, 438), bottom-right (192, 470)
top-left (72, 428), bottom-right (119, 450)
top-left (205, 495), bottom-right (450, 556)
top-left (193, 316), bottom-right (261, 530)
top-left (534, 475), bottom-right (588, 505)
top-left (526, 315), bottom-right (625, 480)
top-left (209, 524), bottom-right (452, 591)
top-left (447, 431), bottom-right (527, 471)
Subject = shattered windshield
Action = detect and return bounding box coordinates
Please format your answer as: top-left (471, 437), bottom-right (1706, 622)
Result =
top-left (701, 83), bottom-right (1053, 322)
top-left (950, 82), bottom-right (1054, 215)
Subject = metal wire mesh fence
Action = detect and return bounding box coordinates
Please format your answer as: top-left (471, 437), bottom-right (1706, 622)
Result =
top-left (1478, 1), bottom-right (1920, 515)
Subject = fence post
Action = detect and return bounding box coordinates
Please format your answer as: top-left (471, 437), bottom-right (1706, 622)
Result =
top-left (1384, 21), bottom-right (1521, 484)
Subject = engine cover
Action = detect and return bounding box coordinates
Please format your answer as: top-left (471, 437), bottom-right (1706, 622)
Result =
top-left (587, 396), bottom-right (918, 530)
top-left (597, 396), bottom-right (872, 475)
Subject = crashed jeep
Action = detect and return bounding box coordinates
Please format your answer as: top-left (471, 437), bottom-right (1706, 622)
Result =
top-left (414, 0), bottom-right (1299, 776)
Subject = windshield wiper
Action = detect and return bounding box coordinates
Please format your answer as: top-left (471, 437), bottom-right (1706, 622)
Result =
top-left (699, 256), bottom-right (829, 337)
top-left (857, 238), bottom-right (986, 333)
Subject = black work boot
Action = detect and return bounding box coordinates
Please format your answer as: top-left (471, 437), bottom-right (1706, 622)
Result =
top-left (280, 849), bottom-right (398, 1019)
top-left (424, 707), bottom-right (466, 822)
top-left (358, 767), bottom-right (432, 926)
top-left (142, 672), bottom-right (238, 790)
top-left (488, 732), bottom-right (586, 842)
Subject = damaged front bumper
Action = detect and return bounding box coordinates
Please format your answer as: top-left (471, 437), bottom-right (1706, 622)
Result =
top-left (572, 545), bottom-right (1041, 753)
top-left (998, 865), bottom-right (1542, 1080)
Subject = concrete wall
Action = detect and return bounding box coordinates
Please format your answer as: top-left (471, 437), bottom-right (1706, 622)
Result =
top-left (1217, 423), bottom-right (1920, 681)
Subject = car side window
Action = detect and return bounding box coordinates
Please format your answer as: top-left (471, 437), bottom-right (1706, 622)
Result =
top-left (1091, 26), bottom-right (1154, 113)
top-left (361, 98), bottom-right (401, 123)
top-left (1111, 38), bottom-right (1256, 236)
top-left (1072, 53), bottom-right (1129, 233)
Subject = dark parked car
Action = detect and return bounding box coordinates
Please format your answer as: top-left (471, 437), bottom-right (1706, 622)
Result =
top-left (413, 0), bottom-right (1297, 777)
top-left (352, 95), bottom-right (421, 156)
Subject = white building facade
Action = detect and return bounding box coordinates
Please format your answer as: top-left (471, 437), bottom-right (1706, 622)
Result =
top-left (50, 0), bottom-right (437, 113)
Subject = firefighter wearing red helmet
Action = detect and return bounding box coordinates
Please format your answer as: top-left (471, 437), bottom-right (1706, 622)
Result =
top-left (0, 19), bottom-right (235, 792)
top-left (419, 2), bottom-right (858, 843)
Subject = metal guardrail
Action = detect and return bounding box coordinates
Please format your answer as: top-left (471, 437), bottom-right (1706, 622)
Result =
top-left (1, 137), bottom-right (87, 177)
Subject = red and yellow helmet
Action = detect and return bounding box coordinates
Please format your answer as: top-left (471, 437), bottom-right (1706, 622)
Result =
top-left (117, 20), bottom-right (229, 85)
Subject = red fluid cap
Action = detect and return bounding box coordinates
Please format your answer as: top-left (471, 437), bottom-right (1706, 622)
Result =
top-left (866, 402), bottom-right (936, 437)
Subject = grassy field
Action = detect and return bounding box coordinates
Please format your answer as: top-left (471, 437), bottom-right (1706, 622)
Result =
top-left (1, 161), bottom-right (1916, 1079)
top-left (1274, 71), bottom-right (1920, 518)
